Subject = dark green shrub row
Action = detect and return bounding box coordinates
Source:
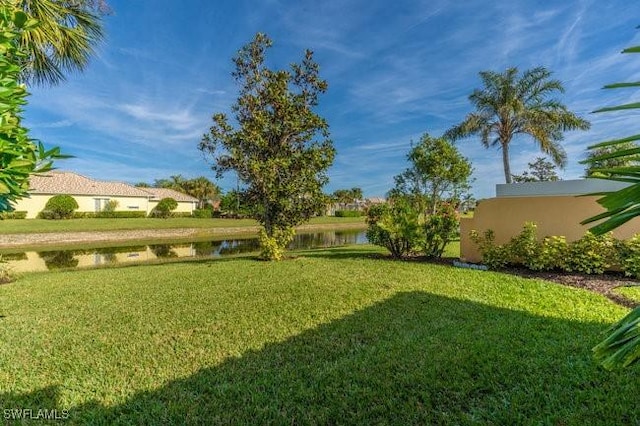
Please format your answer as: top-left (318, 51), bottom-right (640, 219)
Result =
top-left (172, 212), bottom-right (193, 218)
top-left (471, 222), bottom-right (640, 278)
top-left (334, 210), bottom-right (364, 217)
top-left (0, 211), bottom-right (27, 219)
top-left (192, 208), bottom-right (213, 218)
top-left (72, 211), bottom-right (147, 219)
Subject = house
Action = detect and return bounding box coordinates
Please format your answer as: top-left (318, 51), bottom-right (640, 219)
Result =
top-left (460, 179), bottom-right (640, 263)
top-left (141, 187), bottom-right (199, 215)
top-left (12, 171), bottom-right (198, 218)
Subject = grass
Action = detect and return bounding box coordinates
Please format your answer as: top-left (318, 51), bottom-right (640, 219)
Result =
top-left (0, 244), bottom-right (638, 424)
top-left (613, 285), bottom-right (640, 303)
top-left (0, 216), bottom-right (365, 234)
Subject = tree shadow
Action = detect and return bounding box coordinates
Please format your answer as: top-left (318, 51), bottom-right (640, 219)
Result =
top-left (3, 292), bottom-right (639, 424)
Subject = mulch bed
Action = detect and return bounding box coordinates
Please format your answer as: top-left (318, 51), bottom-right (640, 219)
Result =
top-left (434, 257), bottom-right (640, 309)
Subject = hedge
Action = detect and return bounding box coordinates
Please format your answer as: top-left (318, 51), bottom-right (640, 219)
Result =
top-left (334, 210), bottom-right (364, 217)
top-left (72, 211), bottom-right (147, 219)
top-left (0, 211), bottom-right (27, 219)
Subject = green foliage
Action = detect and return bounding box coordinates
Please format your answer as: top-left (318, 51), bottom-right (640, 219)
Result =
top-left (565, 232), bottom-right (617, 274)
top-left (258, 227), bottom-right (295, 261)
top-left (422, 203), bottom-right (459, 258)
top-left (17, 0), bottom-right (106, 86)
top-left (471, 223), bottom-right (617, 275)
top-left (192, 208), bottom-right (213, 218)
top-left (391, 133), bottom-right (472, 214)
top-left (332, 187), bottom-right (363, 205)
top-left (593, 307), bottom-right (640, 370)
top-left (469, 229), bottom-right (510, 269)
top-left (96, 199), bottom-right (119, 218)
top-left (199, 33), bottom-right (335, 259)
top-left (40, 194), bottom-right (78, 219)
top-left (0, 6), bottom-right (70, 212)
top-left (366, 199), bottom-right (422, 259)
top-left (445, 67), bottom-right (590, 183)
top-left (581, 41), bottom-right (640, 235)
top-left (617, 234), bottom-right (640, 278)
top-left (150, 197), bottom-right (178, 218)
top-left (529, 236), bottom-right (569, 271)
top-left (583, 141), bottom-right (640, 178)
top-left (0, 210), bottom-right (26, 219)
top-left (512, 157), bottom-right (560, 183)
top-left (334, 210), bottom-right (363, 218)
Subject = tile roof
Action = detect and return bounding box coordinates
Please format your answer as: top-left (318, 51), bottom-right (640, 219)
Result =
top-left (142, 187), bottom-right (198, 203)
top-left (29, 171), bottom-right (154, 198)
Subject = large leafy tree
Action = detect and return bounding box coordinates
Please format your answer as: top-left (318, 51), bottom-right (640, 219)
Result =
top-left (0, 5), bottom-right (67, 211)
top-left (512, 157), bottom-right (560, 183)
top-left (390, 133), bottom-right (472, 214)
top-left (581, 39), bottom-right (640, 370)
top-left (199, 33), bottom-right (335, 260)
top-left (16, 0), bottom-right (107, 86)
top-left (445, 67), bottom-right (590, 183)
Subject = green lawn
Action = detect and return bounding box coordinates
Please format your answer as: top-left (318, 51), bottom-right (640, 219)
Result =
top-left (613, 285), bottom-right (640, 303)
top-left (0, 216), bottom-right (365, 234)
top-left (0, 245), bottom-right (638, 424)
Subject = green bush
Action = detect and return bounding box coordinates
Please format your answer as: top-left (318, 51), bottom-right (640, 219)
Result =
top-left (529, 236), bottom-right (569, 271)
top-left (0, 211), bottom-right (27, 219)
top-left (193, 208), bottom-right (213, 218)
top-left (565, 232), bottom-right (617, 274)
top-left (40, 195), bottom-right (78, 219)
top-left (366, 200), bottom-right (422, 259)
top-left (470, 229), bottom-right (510, 270)
top-left (620, 235), bottom-right (640, 278)
top-left (172, 212), bottom-right (193, 218)
top-left (258, 228), bottom-right (295, 261)
top-left (334, 210), bottom-right (363, 217)
top-left (150, 198), bottom-right (178, 218)
top-left (471, 223), bottom-right (620, 275)
top-left (422, 203), bottom-right (459, 258)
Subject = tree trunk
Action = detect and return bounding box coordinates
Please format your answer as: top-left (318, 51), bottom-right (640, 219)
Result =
top-left (502, 142), bottom-right (512, 184)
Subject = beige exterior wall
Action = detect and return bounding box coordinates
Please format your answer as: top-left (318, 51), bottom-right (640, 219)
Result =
top-left (13, 194), bottom-right (149, 218)
top-left (460, 195), bottom-right (640, 263)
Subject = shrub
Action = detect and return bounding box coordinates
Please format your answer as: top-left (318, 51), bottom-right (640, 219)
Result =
top-left (334, 210), bottom-right (363, 217)
top-left (0, 211), bottom-right (27, 219)
top-left (366, 200), bottom-right (422, 259)
top-left (565, 232), bottom-right (617, 274)
top-left (172, 212), bottom-right (193, 218)
top-left (529, 236), bottom-right (569, 271)
top-left (40, 195), bottom-right (78, 219)
top-left (193, 208), bottom-right (213, 219)
top-left (98, 200), bottom-right (119, 218)
top-left (618, 235), bottom-right (640, 278)
top-left (470, 229), bottom-right (510, 269)
top-left (258, 228), bottom-right (295, 261)
top-left (422, 203), bottom-right (459, 258)
top-left (150, 198), bottom-right (178, 218)
top-left (471, 223), bottom-right (619, 274)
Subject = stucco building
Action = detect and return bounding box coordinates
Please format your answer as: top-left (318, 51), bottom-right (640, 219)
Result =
top-left (12, 171), bottom-right (198, 218)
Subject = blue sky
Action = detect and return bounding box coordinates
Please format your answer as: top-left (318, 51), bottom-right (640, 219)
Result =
top-left (24, 0), bottom-right (640, 199)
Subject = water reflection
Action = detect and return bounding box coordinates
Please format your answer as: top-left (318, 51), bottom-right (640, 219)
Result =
top-left (4, 230), bottom-right (367, 273)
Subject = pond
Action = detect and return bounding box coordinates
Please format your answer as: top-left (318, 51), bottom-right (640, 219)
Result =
top-left (2, 230), bottom-right (368, 273)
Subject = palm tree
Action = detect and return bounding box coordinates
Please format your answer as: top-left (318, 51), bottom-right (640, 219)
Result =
top-left (445, 67), bottom-right (590, 183)
top-left (17, 0), bottom-right (108, 86)
top-left (185, 177), bottom-right (221, 209)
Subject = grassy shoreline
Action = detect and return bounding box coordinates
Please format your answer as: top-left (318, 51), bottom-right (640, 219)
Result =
top-left (0, 216), bottom-right (365, 234)
top-left (0, 245), bottom-right (638, 423)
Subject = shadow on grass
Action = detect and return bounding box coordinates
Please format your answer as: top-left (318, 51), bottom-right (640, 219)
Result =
top-left (3, 292), bottom-right (639, 424)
